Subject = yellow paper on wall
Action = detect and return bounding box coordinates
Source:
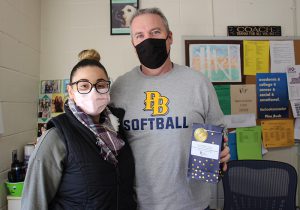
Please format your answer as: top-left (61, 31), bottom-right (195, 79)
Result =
top-left (243, 40), bottom-right (270, 75)
top-left (261, 119), bottom-right (294, 148)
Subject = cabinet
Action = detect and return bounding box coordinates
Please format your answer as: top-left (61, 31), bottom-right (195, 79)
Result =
top-left (7, 196), bottom-right (21, 210)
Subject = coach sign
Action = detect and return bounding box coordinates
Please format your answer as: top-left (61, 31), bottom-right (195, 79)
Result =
top-left (228, 26), bottom-right (281, 36)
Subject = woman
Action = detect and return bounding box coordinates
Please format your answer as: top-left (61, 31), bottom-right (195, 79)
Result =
top-left (21, 49), bottom-right (137, 210)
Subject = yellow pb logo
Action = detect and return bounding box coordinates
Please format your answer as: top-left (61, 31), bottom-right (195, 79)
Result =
top-left (144, 91), bottom-right (169, 116)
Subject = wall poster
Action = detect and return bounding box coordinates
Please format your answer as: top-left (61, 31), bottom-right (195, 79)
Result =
top-left (185, 40), bottom-right (243, 83)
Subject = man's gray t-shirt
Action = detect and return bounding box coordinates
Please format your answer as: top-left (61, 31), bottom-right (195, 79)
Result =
top-left (110, 64), bottom-right (225, 210)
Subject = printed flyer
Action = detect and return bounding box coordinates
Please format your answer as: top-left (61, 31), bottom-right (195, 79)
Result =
top-left (256, 73), bottom-right (289, 119)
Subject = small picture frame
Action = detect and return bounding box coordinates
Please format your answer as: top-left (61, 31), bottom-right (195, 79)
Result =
top-left (40, 80), bottom-right (61, 94)
top-left (110, 0), bottom-right (139, 35)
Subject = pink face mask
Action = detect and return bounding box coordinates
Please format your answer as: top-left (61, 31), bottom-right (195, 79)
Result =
top-left (74, 88), bottom-right (110, 116)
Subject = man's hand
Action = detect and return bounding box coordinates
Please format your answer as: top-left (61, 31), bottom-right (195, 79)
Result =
top-left (220, 135), bottom-right (230, 171)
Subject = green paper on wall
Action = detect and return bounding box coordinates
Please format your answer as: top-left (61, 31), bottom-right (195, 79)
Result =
top-left (236, 126), bottom-right (262, 160)
top-left (214, 85), bottom-right (231, 115)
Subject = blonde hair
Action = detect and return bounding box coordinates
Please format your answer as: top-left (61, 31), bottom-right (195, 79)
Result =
top-left (78, 49), bottom-right (101, 61)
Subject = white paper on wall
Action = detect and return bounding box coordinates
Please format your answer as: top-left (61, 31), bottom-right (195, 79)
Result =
top-left (224, 113), bottom-right (256, 128)
top-left (270, 41), bottom-right (295, 73)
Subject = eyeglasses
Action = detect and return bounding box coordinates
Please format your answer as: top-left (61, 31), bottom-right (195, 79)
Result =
top-left (69, 79), bottom-right (111, 94)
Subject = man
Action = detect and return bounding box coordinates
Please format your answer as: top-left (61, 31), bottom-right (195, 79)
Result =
top-left (110, 7), bottom-right (230, 210)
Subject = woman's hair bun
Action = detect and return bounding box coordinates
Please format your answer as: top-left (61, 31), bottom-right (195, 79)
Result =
top-left (78, 49), bottom-right (101, 62)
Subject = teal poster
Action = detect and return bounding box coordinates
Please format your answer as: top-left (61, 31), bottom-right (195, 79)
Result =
top-left (214, 85), bottom-right (231, 115)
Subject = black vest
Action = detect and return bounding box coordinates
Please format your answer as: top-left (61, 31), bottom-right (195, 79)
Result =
top-left (47, 106), bottom-right (136, 210)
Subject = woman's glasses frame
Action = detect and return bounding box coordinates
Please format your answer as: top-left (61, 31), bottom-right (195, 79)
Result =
top-left (69, 79), bottom-right (111, 94)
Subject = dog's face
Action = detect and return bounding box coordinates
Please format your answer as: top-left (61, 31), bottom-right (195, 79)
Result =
top-left (121, 5), bottom-right (137, 27)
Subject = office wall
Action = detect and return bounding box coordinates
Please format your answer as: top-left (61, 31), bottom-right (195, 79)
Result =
top-left (0, 0), bottom-right (298, 209)
top-left (40, 0), bottom-right (299, 81)
top-left (298, 1), bottom-right (300, 35)
top-left (39, 1), bottom-right (300, 208)
top-left (0, 0), bottom-right (41, 209)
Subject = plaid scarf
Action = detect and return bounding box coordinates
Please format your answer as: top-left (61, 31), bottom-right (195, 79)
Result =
top-left (67, 99), bottom-right (125, 165)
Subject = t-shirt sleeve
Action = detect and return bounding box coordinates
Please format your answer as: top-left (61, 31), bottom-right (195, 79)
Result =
top-left (21, 128), bottom-right (66, 210)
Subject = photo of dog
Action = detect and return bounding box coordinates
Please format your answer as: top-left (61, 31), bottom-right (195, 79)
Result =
top-left (111, 3), bottom-right (138, 28)
top-left (121, 5), bottom-right (137, 27)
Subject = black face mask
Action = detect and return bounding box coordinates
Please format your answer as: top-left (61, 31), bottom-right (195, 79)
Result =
top-left (135, 37), bottom-right (169, 69)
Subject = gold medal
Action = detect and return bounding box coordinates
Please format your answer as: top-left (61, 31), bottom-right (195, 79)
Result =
top-left (194, 128), bottom-right (208, 142)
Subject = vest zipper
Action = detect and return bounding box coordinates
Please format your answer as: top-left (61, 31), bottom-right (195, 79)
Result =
top-left (116, 165), bottom-right (120, 210)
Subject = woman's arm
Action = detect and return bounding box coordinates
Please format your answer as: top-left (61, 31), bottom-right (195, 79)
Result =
top-left (21, 128), bottom-right (66, 210)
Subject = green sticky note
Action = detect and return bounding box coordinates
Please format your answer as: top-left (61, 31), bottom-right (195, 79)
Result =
top-left (236, 126), bottom-right (262, 160)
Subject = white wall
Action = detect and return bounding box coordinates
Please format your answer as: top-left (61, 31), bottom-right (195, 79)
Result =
top-left (40, 0), bottom-right (300, 81)
top-left (0, 0), bottom-right (41, 209)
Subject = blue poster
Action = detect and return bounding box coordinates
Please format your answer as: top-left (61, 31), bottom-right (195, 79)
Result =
top-left (256, 73), bottom-right (289, 119)
top-left (228, 132), bottom-right (237, 160)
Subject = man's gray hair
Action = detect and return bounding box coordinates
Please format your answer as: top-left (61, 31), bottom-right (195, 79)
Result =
top-left (129, 7), bottom-right (170, 33)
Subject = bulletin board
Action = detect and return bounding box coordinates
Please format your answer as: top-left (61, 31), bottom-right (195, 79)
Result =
top-left (183, 36), bottom-right (300, 147)
top-left (184, 36), bottom-right (300, 85)
top-left (184, 37), bottom-right (300, 207)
